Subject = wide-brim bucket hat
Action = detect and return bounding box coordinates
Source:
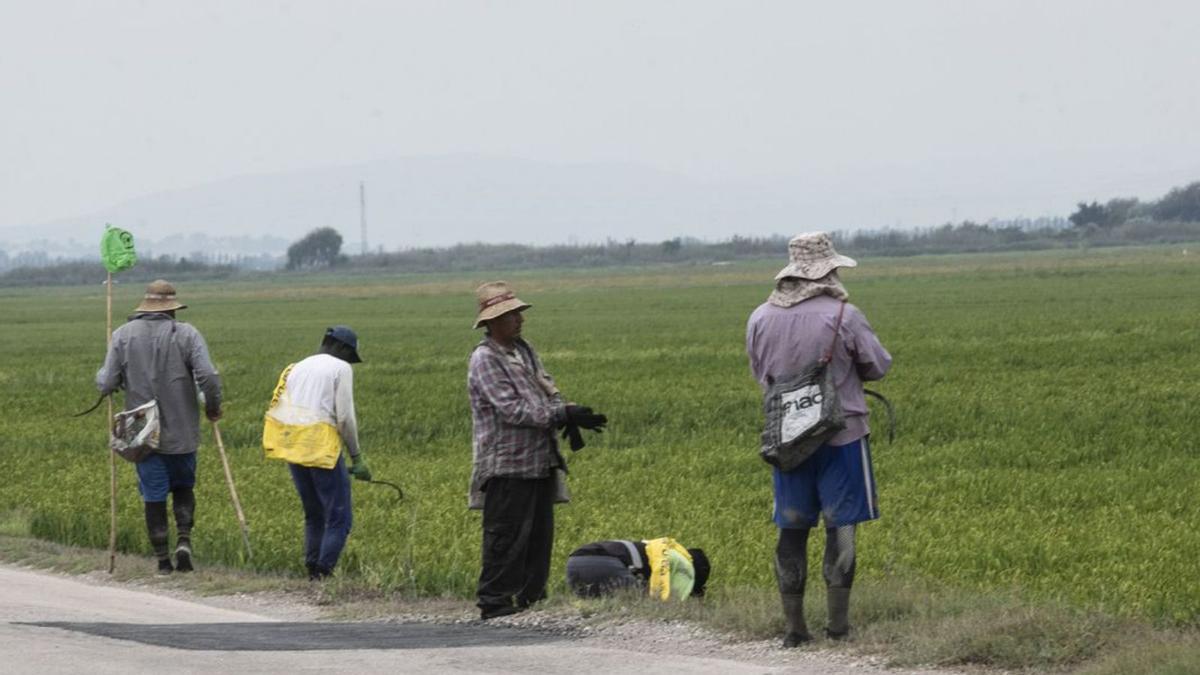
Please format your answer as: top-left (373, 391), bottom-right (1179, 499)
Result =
top-left (473, 280), bottom-right (531, 329)
top-left (134, 279), bottom-right (188, 312)
top-left (773, 232), bottom-right (857, 281)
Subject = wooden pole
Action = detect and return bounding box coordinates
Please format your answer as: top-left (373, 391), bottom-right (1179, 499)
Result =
top-left (106, 271), bottom-right (117, 574)
top-left (211, 422), bottom-right (252, 559)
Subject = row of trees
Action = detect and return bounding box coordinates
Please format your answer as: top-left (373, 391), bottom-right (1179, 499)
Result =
top-left (0, 254), bottom-right (237, 287)
top-left (7, 179), bottom-right (1198, 285)
top-left (281, 181), bottom-right (1199, 274)
top-left (1069, 181), bottom-right (1200, 229)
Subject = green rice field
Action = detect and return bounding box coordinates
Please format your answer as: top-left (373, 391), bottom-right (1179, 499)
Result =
top-left (1, 245), bottom-right (1197, 624)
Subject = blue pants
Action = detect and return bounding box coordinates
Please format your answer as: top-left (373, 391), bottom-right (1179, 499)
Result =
top-left (289, 456), bottom-right (353, 572)
top-left (773, 437), bottom-right (878, 529)
top-left (136, 452), bottom-right (197, 502)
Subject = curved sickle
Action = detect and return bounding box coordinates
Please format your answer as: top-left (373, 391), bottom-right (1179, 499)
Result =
top-left (368, 479), bottom-right (404, 500)
top-left (73, 394), bottom-right (107, 417)
top-left (864, 389), bottom-right (896, 444)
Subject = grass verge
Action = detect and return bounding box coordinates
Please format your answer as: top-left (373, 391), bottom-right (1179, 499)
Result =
top-left (1, 514), bottom-right (1197, 673)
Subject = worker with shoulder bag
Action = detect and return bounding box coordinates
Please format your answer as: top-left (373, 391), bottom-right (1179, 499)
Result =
top-left (96, 280), bottom-right (223, 575)
top-left (746, 233), bottom-right (892, 646)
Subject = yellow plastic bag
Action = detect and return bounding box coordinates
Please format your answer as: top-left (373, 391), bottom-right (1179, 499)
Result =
top-left (261, 363), bottom-right (341, 469)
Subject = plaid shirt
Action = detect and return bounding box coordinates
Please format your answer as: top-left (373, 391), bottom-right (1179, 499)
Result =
top-left (467, 336), bottom-right (566, 508)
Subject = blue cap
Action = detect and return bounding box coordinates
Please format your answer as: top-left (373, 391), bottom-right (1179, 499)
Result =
top-left (324, 325), bottom-right (362, 363)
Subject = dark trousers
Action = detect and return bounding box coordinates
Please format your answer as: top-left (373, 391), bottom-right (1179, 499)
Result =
top-left (566, 555), bottom-right (640, 598)
top-left (289, 456), bottom-right (353, 573)
top-left (477, 476), bottom-right (555, 611)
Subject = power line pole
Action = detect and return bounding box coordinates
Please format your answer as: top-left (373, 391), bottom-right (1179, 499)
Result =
top-left (359, 181), bottom-right (368, 256)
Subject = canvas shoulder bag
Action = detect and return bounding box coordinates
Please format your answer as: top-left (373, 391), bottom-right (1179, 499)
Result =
top-left (110, 321), bottom-right (174, 463)
top-left (759, 301), bottom-right (848, 472)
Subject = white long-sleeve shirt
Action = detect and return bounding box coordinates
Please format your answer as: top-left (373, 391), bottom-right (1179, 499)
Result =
top-left (272, 353), bottom-right (360, 457)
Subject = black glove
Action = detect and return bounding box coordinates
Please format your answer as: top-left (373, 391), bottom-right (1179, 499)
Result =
top-left (562, 424), bottom-right (586, 452)
top-left (565, 405), bottom-right (608, 432)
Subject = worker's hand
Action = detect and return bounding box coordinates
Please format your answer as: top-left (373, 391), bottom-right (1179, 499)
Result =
top-left (348, 454), bottom-right (372, 482)
top-left (561, 424), bottom-right (586, 451)
top-left (566, 405), bottom-right (608, 432)
top-left (206, 408), bottom-right (223, 422)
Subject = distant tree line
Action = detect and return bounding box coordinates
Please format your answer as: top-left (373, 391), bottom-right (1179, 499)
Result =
top-left (1068, 181), bottom-right (1200, 230)
top-left (0, 254), bottom-right (238, 287)
top-left (331, 179), bottom-right (1200, 272)
top-left (7, 180), bottom-right (1200, 286)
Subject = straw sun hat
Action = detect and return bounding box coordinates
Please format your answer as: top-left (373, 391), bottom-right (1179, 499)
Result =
top-left (774, 232), bottom-right (857, 281)
top-left (134, 279), bottom-right (188, 312)
top-left (473, 281), bottom-right (531, 329)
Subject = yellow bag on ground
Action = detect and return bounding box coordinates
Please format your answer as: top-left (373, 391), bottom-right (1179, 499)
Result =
top-left (644, 537), bottom-right (695, 601)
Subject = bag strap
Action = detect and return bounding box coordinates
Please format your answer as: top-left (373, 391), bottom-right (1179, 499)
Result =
top-left (269, 363), bottom-right (297, 408)
top-left (618, 540), bottom-right (644, 571)
top-left (819, 301), bottom-right (848, 365)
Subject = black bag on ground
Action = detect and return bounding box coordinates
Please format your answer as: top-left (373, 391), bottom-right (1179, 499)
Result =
top-left (760, 301), bottom-right (847, 471)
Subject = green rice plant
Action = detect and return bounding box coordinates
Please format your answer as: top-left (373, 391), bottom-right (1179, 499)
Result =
top-left (1, 245), bottom-right (1197, 630)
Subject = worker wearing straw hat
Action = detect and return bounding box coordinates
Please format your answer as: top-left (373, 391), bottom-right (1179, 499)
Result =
top-left (746, 233), bottom-right (892, 645)
top-left (96, 279), bottom-right (223, 575)
top-left (467, 281), bottom-right (607, 620)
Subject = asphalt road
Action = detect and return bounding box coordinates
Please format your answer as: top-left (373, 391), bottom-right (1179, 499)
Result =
top-left (0, 564), bottom-right (792, 674)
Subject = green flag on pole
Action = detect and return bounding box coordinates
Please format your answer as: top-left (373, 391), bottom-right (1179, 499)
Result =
top-left (101, 224), bottom-right (137, 273)
top-left (100, 223), bottom-right (137, 575)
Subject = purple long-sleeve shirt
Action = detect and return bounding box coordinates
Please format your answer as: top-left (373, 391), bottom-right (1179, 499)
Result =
top-left (746, 295), bottom-right (892, 446)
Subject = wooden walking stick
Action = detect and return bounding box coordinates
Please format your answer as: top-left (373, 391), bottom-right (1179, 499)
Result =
top-left (211, 421), bottom-right (252, 559)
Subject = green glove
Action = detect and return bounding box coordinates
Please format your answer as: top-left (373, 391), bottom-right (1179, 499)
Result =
top-left (348, 454), bottom-right (372, 482)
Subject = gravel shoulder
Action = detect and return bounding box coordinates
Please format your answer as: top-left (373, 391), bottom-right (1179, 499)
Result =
top-left (0, 561), bottom-right (963, 674)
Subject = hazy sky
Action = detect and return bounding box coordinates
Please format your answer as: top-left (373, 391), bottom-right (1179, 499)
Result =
top-left (2, 0), bottom-right (1199, 234)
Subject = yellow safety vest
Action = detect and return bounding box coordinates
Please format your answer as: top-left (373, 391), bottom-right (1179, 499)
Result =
top-left (261, 363), bottom-right (342, 469)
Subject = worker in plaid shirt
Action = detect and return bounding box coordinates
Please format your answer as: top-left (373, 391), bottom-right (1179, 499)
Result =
top-left (467, 281), bottom-right (607, 620)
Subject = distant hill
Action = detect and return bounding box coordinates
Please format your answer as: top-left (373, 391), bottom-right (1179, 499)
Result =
top-left (1, 155), bottom-right (821, 254)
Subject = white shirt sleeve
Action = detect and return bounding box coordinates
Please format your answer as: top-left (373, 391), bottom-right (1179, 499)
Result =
top-left (334, 365), bottom-right (360, 457)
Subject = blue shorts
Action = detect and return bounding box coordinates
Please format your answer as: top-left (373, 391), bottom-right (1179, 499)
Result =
top-left (136, 452), bottom-right (197, 502)
top-left (773, 437), bottom-right (878, 529)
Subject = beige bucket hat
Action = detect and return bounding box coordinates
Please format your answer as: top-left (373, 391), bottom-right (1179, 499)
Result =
top-left (773, 232), bottom-right (857, 281)
top-left (134, 279), bottom-right (188, 312)
top-left (473, 281), bottom-right (531, 329)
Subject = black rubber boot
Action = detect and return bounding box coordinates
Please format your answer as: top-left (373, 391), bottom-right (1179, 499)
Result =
top-left (174, 542), bottom-right (193, 572)
top-left (144, 501), bottom-right (172, 574)
top-left (826, 587), bottom-right (852, 640)
top-left (172, 488), bottom-right (195, 572)
top-left (822, 526), bottom-right (856, 640)
top-left (781, 593), bottom-right (812, 647)
top-left (776, 528), bottom-right (812, 647)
